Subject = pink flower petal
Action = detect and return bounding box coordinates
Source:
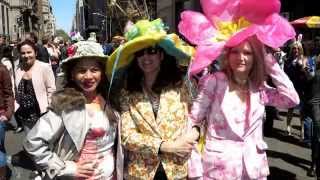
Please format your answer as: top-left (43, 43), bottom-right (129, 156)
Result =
top-left (178, 11), bottom-right (217, 45)
top-left (225, 26), bottom-right (256, 47)
top-left (200, 0), bottom-right (239, 21)
top-left (239, 0), bottom-right (280, 24)
top-left (178, 0), bottom-right (294, 77)
top-left (189, 43), bottom-right (225, 75)
top-left (256, 14), bottom-right (296, 48)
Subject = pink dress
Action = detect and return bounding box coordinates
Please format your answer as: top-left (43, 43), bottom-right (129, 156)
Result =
top-left (188, 57), bottom-right (300, 180)
top-left (76, 105), bottom-right (116, 180)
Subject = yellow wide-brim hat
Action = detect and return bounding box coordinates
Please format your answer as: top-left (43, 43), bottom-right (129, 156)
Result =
top-left (106, 19), bottom-right (195, 79)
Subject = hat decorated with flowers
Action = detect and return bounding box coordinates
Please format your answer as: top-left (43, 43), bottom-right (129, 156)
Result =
top-left (106, 18), bottom-right (195, 78)
top-left (61, 40), bottom-right (108, 70)
top-left (70, 32), bottom-right (84, 42)
top-left (178, 0), bottom-right (296, 76)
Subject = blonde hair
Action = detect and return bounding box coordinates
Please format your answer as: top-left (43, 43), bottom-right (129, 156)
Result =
top-left (221, 36), bottom-right (266, 90)
top-left (289, 41), bottom-right (304, 59)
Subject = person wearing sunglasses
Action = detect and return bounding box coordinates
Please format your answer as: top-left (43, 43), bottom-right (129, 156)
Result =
top-left (107, 19), bottom-right (196, 179)
top-left (123, 45), bottom-right (198, 180)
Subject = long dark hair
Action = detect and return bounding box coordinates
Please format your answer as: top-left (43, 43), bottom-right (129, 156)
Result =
top-left (126, 48), bottom-right (184, 94)
top-left (63, 58), bottom-right (120, 114)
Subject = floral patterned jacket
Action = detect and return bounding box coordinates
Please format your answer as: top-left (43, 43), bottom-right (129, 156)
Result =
top-left (120, 83), bottom-right (190, 180)
top-left (188, 56), bottom-right (300, 179)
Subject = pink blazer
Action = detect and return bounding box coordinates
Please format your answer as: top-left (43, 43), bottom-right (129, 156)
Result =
top-left (188, 57), bottom-right (299, 179)
top-left (15, 60), bottom-right (56, 113)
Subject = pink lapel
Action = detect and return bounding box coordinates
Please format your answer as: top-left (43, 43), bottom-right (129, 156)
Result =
top-left (214, 75), bottom-right (243, 139)
top-left (243, 90), bottom-right (265, 138)
top-left (220, 86), bottom-right (244, 139)
top-left (219, 78), bottom-right (260, 139)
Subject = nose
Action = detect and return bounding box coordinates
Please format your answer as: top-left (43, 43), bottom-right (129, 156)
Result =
top-left (141, 51), bottom-right (150, 57)
top-left (84, 70), bottom-right (93, 79)
top-left (21, 54), bottom-right (28, 61)
top-left (238, 52), bottom-right (246, 61)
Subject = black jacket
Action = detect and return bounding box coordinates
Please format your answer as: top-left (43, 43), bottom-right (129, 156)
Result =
top-left (36, 44), bottom-right (50, 63)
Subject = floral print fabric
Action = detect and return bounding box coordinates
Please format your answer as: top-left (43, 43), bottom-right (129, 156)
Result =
top-left (120, 83), bottom-right (190, 180)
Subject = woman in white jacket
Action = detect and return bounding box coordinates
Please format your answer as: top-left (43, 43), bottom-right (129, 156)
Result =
top-left (23, 40), bottom-right (123, 179)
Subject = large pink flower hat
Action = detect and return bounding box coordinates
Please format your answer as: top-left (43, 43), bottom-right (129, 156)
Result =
top-left (178, 0), bottom-right (296, 76)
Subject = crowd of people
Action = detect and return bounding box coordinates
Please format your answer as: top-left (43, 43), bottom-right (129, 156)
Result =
top-left (0, 0), bottom-right (320, 179)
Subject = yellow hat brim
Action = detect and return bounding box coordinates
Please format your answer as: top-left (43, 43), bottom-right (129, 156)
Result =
top-left (107, 33), bottom-right (165, 78)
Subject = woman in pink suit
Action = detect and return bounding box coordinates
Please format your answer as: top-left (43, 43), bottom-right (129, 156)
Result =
top-left (189, 36), bottom-right (299, 179)
top-left (178, 0), bottom-right (300, 179)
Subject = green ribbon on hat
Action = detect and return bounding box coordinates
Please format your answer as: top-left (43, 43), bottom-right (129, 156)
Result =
top-left (125, 19), bottom-right (168, 41)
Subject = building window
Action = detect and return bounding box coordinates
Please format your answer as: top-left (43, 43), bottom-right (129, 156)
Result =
top-left (1, 5), bottom-right (5, 35)
top-left (0, 4), bottom-right (1, 35)
top-left (6, 7), bottom-right (9, 35)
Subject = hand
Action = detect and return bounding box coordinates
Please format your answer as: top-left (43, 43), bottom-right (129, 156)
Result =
top-left (182, 127), bottom-right (200, 143)
top-left (75, 159), bottom-right (99, 179)
top-left (160, 135), bottom-right (196, 157)
top-left (0, 115), bottom-right (8, 122)
top-left (264, 54), bottom-right (277, 74)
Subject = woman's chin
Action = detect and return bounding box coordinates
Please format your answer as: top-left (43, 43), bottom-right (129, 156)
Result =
top-left (233, 68), bottom-right (250, 74)
top-left (81, 86), bottom-right (97, 94)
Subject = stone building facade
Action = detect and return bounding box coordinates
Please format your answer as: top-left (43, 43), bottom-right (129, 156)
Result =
top-left (0, 0), bottom-right (10, 38)
top-left (40, 0), bottom-right (56, 38)
top-left (0, 0), bottom-right (56, 42)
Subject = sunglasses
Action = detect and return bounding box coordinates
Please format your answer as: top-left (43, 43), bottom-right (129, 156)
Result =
top-left (134, 46), bottom-right (160, 57)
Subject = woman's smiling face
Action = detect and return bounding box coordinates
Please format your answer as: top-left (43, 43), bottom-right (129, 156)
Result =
top-left (72, 59), bottom-right (102, 94)
top-left (20, 44), bottom-right (37, 67)
top-left (228, 41), bottom-right (254, 75)
top-left (135, 46), bottom-right (163, 75)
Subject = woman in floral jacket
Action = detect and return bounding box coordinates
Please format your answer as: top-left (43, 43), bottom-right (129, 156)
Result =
top-left (109, 19), bottom-right (196, 179)
top-left (120, 50), bottom-right (195, 179)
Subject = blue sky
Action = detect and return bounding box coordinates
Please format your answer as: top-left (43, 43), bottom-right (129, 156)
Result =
top-left (50, 0), bottom-right (76, 33)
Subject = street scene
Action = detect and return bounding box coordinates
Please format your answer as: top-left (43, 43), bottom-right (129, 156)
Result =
top-left (0, 0), bottom-right (320, 179)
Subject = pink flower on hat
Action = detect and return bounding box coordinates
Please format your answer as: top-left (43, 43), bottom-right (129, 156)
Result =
top-left (178, 0), bottom-right (296, 76)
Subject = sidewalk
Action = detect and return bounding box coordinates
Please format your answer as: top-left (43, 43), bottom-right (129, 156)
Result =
top-left (265, 109), bottom-right (314, 180)
top-left (6, 131), bottom-right (31, 179)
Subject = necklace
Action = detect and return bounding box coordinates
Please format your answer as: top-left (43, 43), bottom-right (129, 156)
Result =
top-left (233, 76), bottom-right (248, 86)
top-left (91, 95), bottom-right (101, 104)
top-left (86, 95), bottom-right (106, 111)
top-left (231, 77), bottom-right (249, 94)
